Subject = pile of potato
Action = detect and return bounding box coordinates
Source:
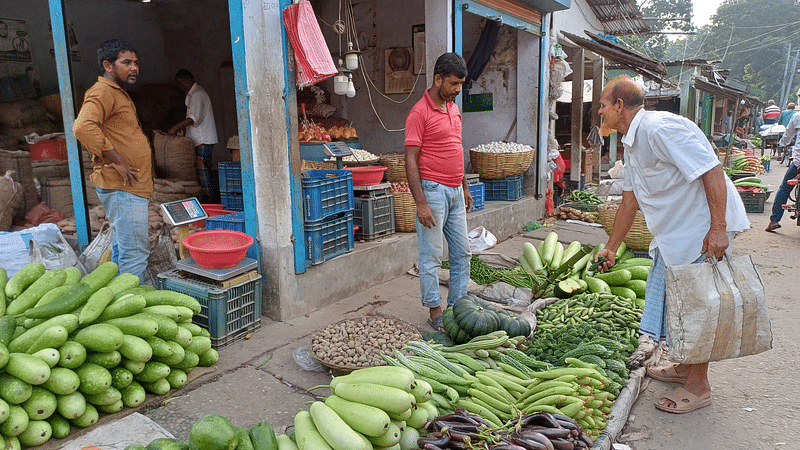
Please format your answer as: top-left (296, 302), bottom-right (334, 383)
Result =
top-left (311, 316), bottom-right (419, 368)
top-left (554, 206), bottom-right (596, 223)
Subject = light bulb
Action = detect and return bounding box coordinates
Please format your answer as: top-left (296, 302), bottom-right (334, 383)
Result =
top-left (346, 78), bottom-right (356, 98)
top-left (334, 74), bottom-right (348, 95)
top-left (346, 53), bottom-right (358, 71)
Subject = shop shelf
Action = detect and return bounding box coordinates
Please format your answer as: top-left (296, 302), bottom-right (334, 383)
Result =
top-left (468, 182), bottom-right (484, 211)
top-left (354, 195), bottom-right (394, 241)
top-left (482, 175), bottom-right (523, 201)
top-left (301, 169), bottom-right (354, 222)
top-left (305, 211), bottom-right (354, 265)
top-left (218, 161), bottom-right (242, 193)
top-left (740, 191), bottom-right (769, 214)
top-left (221, 192), bottom-right (244, 211)
top-left (157, 269), bottom-right (262, 348)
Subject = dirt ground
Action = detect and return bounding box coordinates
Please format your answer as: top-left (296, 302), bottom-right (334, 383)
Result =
top-left (618, 157), bottom-right (800, 450)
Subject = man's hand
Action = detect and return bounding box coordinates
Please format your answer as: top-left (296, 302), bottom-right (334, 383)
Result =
top-left (464, 189), bottom-right (473, 212)
top-left (416, 203), bottom-right (435, 228)
top-left (102, 149), bottom-right (139, 187)
top-left (701, 228), bottom-right (728, 260)
top-left (594, 248), bottom-right (616, 272)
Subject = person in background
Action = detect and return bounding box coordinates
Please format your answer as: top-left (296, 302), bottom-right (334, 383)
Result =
top-left (73, 39), bottom-right (152, 281)
top-left (594, 75), bottom-right (749, 414)
top-left (168, 69), bottom-right (218, 201)
top-left (778, 102), bottom-right (796, 127)
top-left (763, 100), bottom-right (781, 124)
top-left (405, 53), bottom-right (473, 332)
top-left (765, 110), bottom-right (800, 232)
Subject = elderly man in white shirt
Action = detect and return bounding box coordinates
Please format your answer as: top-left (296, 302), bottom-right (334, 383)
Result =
top-left (594, 75), bottom-right (750, 414)
top-left (169, 69), bottom-right (219, 199)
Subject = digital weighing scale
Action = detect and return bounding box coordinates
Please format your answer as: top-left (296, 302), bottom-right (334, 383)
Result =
top-left (323, 141), bottom-right (353, 169)
top-left (161, 197), bottom-right (256, 280)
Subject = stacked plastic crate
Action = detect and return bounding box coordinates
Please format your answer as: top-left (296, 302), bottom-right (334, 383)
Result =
top-left (302, 169), bottom-right (355, 265)
top-left (218, 161), bottom-right (243, 211)
top-left (466, 174), bottom-right (484, 211)
top-left (481, 174), bottom-right (523, 201)
top-left (353, 184), bottom-right (395, 241)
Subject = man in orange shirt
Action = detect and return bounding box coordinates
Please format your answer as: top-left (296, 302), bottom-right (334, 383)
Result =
top-left (74, 39), bottom-right (153, 281)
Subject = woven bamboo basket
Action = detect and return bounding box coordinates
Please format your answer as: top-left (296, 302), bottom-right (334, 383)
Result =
top-left (469, 148), bottom-right (535, 179)
top-left (597, 202), bottom-right (654, 251)
top-left (300, 160), bottom-right (336, 171)
top-left (393, 191), bottom-right (417, 232)
top-left (380, 153), bottom-right (407, 182)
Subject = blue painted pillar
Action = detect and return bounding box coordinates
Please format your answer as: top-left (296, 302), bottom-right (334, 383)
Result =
top-left (227, 0), bottom-right (261, 266)
top-left (49, 0), bottom-right (90, 248)
top-left (537, 14), bottom-right (550, 197)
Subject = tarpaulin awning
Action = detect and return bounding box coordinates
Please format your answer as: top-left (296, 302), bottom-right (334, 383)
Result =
top-left (283, 0), bottom-right (338, 88)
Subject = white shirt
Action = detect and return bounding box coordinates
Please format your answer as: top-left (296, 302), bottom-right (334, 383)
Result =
top-left (621, 109), bottom-right (750, 266)
top-left (778, 112), bottom-right (800, 161)
top-left (185, 83), bottom-right (218, 147)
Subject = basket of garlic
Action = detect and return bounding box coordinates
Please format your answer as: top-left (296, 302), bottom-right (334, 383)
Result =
top-left (336, 148), bottom-right (380, 166)
top-left (469, 141), bottom-right (535, 179)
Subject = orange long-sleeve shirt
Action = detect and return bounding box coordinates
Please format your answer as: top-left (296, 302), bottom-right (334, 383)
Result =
top-left (73, 76), bottom-right (153, 199)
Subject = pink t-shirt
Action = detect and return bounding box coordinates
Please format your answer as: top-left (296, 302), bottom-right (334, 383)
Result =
top-left (404, 90), bottom-right (465, 187)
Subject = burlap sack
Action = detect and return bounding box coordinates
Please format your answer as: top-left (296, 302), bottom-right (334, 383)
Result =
top-left (0, 99), bottom-right (48, 128)
top-left (0, 149), bottom-right (39, 218)
top-left (41, 177), bottom-right (74, 218)
top-left (152, 131), bottom-right (196, 182)
top-left (0, 121), bottom-right (58, 145)
top-left (0, 135), bottom-right (19, 150)
top-left (32, 160), bottom-right (70, 184)
top-left (0, 171), bottom-right (22, 231)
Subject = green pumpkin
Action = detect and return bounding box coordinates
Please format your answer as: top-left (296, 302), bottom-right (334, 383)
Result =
top-left (497, 310), bottom-right (531, 338)
top-left (452, 295), bottom-right (500, 338)
top-left (422, 331), bottom-right (454, 347)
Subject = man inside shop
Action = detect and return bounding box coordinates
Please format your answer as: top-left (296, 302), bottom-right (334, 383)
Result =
top-left (405, 53), bottom-right (473, 332)
top-left (169, 69), bottom-right (219, 201)
top-left (74, 38), bottom-right (153, 281)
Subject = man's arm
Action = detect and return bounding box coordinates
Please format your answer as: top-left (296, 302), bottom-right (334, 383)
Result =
top-left (405, 145), bottom-right (434, 228)
top-left (596, 190), bottom-right (639, 270)
top-left (462, 176), bottom-right (473, 212)
top-left (779, 114), bottom-right (799, 148)
top-left (700, 165), bottom-right (728, 260)
top-left (168, 117), bottom-right (194, 135)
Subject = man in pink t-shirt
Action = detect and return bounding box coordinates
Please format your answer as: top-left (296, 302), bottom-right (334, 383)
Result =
top-left (405, 53), bottom-right (473, 332)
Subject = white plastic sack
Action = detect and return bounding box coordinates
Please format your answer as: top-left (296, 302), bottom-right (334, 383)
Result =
top-left (664, 255), bottom-right (773, 364)
top-left (608, 160), bottom-right (624, 179)
top-left (0, 223), bottom-right (71, 277)
top-left (78, 222), bottom-right (113, 274)
top-left (29, 232), bottom-right (86, 274)
top-left (468, 226), bottom-right (497, 252)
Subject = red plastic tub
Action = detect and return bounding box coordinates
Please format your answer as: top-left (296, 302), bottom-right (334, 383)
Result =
top-left (197, 204), bottom-right (229, 228)
top-left (346, 166), bottom-right (387, 186)
top-left (182, 230), bottom-right (253, 269)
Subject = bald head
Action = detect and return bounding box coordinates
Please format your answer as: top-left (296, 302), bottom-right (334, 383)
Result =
top-left (605, 75), bottom-right (645, 109)
top-left (598, 75), bottom-right (646, 135)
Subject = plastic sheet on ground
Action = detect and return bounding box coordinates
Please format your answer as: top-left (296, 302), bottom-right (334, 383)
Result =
top-left (57, 413), bottom-right (174, 450)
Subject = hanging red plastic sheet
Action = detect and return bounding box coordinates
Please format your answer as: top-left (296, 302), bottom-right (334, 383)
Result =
top-left (283, 0), bottom-right (338, 87)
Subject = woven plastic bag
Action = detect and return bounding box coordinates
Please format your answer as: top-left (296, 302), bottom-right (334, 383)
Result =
top-left (664, 254), bottom-right (773, 364)
top-left (78, 222), bottom-right (113, 274)
top-left (143, 224), bottom-right (177, 287)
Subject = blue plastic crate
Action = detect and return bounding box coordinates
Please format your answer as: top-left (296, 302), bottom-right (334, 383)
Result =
top-left (482, 175), bottom-right (523, 201)
top-left (221, 192), bottom-right (244, 211)
top-left (301, 169), bottom-right (354, 222)
top-left (218, 161), bottom-right (242, 193)
top-left (157, 269), bottom-right (262, 348)
top-left (468, 182), bottom-right (485, 211)
top-left (304, 211), bottom-right (354, 265)
top-left (205, 211), bottom-right (245, 232)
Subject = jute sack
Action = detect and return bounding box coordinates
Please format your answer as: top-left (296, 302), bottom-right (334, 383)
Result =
top-left (0, 121), bottom-right (58, 146)
top-left (32, 160), bottom-right (70, 184)
top-left (665, 254), bottom-right (773, 364)
top-left (0, 149), bottom-right (39, 218)
top-left (41, 177), bottom-right (74, 218)
top-left (152, 130), bottom-right (196, 182)
top-left (0, 171), bottom-right (22, 231)
top-left (0, 99), bottom-right (48, 128)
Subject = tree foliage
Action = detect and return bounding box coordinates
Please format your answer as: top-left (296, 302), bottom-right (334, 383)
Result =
top-left (619, 0), bottom-right (693, 60)
top-left (664, 0), bottom-right (800, 102)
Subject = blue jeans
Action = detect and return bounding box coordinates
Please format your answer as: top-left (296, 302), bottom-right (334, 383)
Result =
top-left (96, 188), bottom-right (150, 281)
top-left (770, 161), bottom-right (799, 223)
top-left (196, 144), bottom-right (215, 198)
top-left (416, 180), bottom-right (472, 309)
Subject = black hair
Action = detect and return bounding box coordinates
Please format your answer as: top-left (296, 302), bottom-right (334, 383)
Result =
top-left (433, 53), bottom-right (467, 79)
top-left (175, 69), bottom-right (194, 81)
top-left (97, 39), bottom-right (137, 71)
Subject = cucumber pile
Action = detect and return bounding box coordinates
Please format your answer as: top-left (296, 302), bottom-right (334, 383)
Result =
top-left (0, 262), bottom-right (219, 448)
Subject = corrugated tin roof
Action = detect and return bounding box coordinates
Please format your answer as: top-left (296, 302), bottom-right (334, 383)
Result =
top-left (584, 0), bottom-right (649, 36)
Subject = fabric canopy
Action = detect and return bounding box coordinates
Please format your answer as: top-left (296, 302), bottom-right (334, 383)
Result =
top-left (283, 0), bottom-right (337, 87)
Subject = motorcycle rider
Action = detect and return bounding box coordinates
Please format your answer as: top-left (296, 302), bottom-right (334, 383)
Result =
top-left (766, 110), bottom-right (800, 232)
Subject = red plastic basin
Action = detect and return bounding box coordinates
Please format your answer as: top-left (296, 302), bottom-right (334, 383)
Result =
top-left (182, 230), bottom-right (253, 269)
top-left (347, 166), bottom-right (387, 186)
top-left (198, 204), bottom-right (230, 228)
